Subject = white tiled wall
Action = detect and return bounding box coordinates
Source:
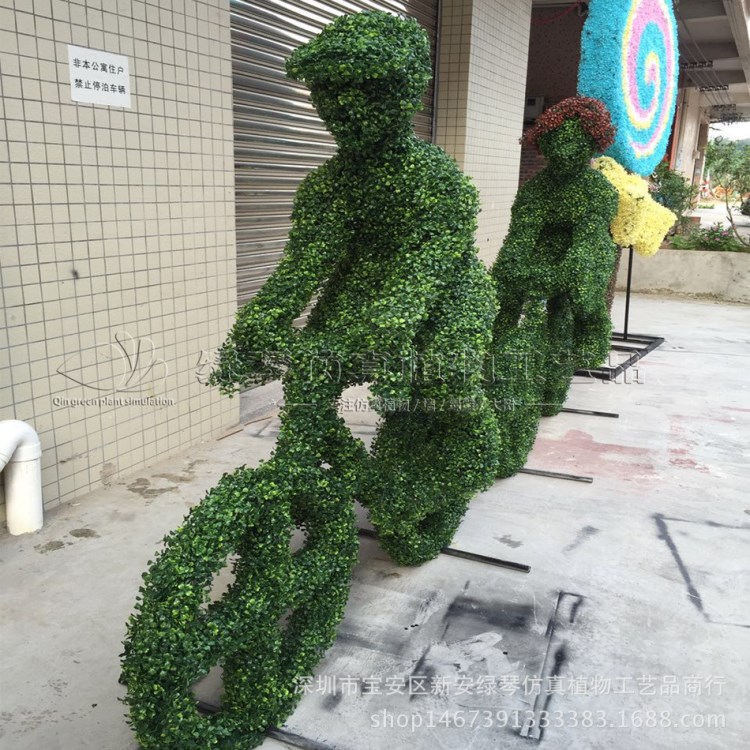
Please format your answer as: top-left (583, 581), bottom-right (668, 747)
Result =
top-left (435, 0), bottom-right (470, 167)
top-left (0, 0), bottom-right (534, 522)
top-left (435, 0), bottom-right (532, 265)
top-left (0, 0), bottom-right (239, 519)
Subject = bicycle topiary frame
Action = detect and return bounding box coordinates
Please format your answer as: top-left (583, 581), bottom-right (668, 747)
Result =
top-left (121, 11), bottom-right (500, 748)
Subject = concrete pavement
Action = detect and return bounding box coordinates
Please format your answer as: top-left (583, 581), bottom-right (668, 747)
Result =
top-left (1, 293), bottom-right (748, 750)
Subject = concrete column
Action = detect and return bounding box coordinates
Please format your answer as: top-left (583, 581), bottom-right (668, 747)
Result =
top-left (435, 0), bottom-right (533, 265)
top-left (674, 87), bottom-right (705, 181)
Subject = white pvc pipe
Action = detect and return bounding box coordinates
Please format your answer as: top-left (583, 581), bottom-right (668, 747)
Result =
top-left (0, 420), bottom-right (43, 535)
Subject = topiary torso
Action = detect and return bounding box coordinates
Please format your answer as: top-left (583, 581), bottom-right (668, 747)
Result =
top-left (498, 167), bottom-right (617, 296)
top-left (300, 137), bottom-right (484, 367)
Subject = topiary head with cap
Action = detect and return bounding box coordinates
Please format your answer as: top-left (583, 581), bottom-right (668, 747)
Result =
top-left (286, 11), bottom-right (432, 152)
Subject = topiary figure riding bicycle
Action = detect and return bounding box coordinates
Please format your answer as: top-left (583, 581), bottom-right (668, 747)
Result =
top-left (121, 11), bottom-right (499, 749)
top-left (487, 97), bottom-right (619, 477)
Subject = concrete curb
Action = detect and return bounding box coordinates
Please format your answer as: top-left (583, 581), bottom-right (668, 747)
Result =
top-left (616, 248), bottom-right (750, 304)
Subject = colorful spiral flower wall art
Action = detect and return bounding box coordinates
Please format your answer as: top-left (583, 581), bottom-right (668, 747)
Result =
top-left (578, 0), bottom-right (679, 176)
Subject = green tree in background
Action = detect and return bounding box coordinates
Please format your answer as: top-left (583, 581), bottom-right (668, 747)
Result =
top-left (650, 161), bottom-right (698, 233)
top-left (705, 136), bottom-right (750, 246)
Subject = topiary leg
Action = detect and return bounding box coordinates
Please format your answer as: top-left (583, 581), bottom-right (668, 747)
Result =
top-left (487, 299), bottom-right (548, 477)
top-left (541, 295), bottom-right (577, 417)
top-left (362, 399), bottom-right (500, 566)
top-left (120, 465), bottom-right (290, 749)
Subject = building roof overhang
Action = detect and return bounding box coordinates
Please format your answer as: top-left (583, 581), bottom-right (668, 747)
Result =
top-left (532, 0), bottom-right (750, 124)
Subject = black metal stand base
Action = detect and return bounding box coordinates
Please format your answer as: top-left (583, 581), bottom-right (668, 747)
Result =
top-left (575, 331), bottom-right (665, 381)
top-left (574, 246), bottom-right (665, 381)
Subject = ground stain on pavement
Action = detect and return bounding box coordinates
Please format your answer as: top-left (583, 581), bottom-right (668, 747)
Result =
top-left (34, 540), bottom-right (65, 554)
top-left (108, 509), bottom-right (137, 522)
top-left (69, 528), bottom-right (99, 538)
top-left (8, 707), bottom-right (58, 733)
top-left (322, 690), bottom-right (344, 711)
top-left (154, 459), bottom-right (206, 485)
top-left (564, 525), bottom-right (600, 553)
top-left (440, 594), bottom-right (534, 641)
top-left (46, 679), bottom-right (68, 695)
top-left (127, 477), bottom-right (178, 498)
top-left (669, 418), bottom-right (710, 474)
top-left (533, 430), bottom-right (656, 483)
top-left (495, 534), bottom-right (523, 548)
top-left (126, 460), bottom-right (206, 498)
top-left (100, 461), bottom-right (117, 487)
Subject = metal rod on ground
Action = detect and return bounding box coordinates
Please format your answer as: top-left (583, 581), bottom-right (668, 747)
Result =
top-left (267, 728), bottom-right (340, 750)
top-left (623, 245), bottom-right (634, 341)
top-left (561, 407), bottom-right (619, 418)
top-left (518, 467), bottom-right (594, 484)
top-left (357, 527), bottom-right (531, 573)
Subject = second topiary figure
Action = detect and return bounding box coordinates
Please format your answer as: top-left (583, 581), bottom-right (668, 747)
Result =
top-left (488, 97), bottom-right (619, 476)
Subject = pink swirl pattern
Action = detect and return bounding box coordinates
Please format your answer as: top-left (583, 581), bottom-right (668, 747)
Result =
top-left (622, 0), bottom-right (676, 159)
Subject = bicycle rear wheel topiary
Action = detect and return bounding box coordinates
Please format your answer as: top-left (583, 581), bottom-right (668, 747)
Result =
top-left (120, 460), bottom-right (358, 750)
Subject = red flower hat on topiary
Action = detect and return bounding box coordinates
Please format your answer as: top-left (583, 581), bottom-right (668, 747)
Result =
top-left (523, 96), bottom-right (616, 154)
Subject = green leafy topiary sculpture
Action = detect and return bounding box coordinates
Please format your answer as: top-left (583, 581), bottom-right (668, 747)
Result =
top-left (487, 97), bottom-right (619, 477)
top-left (121, 11), bottom-right (499, 748)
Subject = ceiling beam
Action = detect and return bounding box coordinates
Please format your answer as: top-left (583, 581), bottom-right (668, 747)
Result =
top-left (712, 56), bottom-right (744, 70)
top-left (688, 69), bottom-right (747, 86)
top-left (678, 0), bottom-right (727, 21)
top-left (683, 41), bottom-right (740, 60)
top-left (530, 0), bottom-right (577, 6)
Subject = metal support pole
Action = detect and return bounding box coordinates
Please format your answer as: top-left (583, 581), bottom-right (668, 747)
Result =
top-left (623, 246), bottom-right (634, 341)
top-left (518, 467), bottom-right (593, 484)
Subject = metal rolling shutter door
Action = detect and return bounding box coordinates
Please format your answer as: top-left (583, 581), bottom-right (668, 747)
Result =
top-left (231, 0), bottom-right (439, 305)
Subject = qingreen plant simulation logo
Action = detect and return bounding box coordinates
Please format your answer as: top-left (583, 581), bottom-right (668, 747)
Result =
top-left (55, 331), bottom-right (172, 406)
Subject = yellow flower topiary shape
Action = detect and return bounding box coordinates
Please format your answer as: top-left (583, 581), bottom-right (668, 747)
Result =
top-left (593, 156), bottom-right (676, 256)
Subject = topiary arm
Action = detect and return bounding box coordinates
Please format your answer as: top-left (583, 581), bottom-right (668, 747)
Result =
top-left (363, 229), bottom-right (467, 401)
top-left (209, 169), bottom-right (344, 394)
top-left (562, 178), bottom-right (619, 318)
top-left (564, 219), bottom-right (617, 308)
top-left (370, 237), bottom-right (454, 343)
top-left (491, 182), bottom-right (545, 329)
top-left (561, 205), bottom-right (618, 367)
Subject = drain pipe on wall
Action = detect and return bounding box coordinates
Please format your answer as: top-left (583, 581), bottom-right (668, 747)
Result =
top-left (0, 420), bottom-right (43, 535)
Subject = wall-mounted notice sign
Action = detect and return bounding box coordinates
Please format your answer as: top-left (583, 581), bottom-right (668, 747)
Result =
top-left (68, 45), bottom-right (131, 108)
